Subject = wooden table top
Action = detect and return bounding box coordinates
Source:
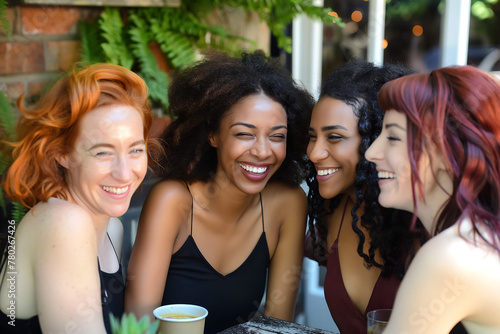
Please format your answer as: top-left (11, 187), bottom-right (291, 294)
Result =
top-left (218, 316), bottom-right (336, 334)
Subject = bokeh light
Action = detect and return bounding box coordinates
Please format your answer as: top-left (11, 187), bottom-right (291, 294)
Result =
top-left (351, 10), bottom-right (363, 22)
top-left (412, 25), bottom-right (423, 37)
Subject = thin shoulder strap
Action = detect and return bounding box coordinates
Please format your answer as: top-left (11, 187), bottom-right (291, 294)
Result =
top-left (0, 247), bottom-right (8, 292)
top-left (185, 182), bottom-right (194, 235)
top-left (337, 197), bottom-right (349, 235)
top-left (259, 192), bottom-right (264, 232)
top-left (106, 233), bottom-right (119, 263)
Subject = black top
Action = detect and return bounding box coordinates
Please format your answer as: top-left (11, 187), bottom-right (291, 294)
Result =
top-left (0, 312), bottom-right (41, 334)
top-left (161, 189), bottom-right (270, 334)
top-left (99, 262), bottom-right (125, 332)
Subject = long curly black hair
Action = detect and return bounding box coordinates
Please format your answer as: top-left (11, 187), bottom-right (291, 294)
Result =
top-left (156, 49), bottom-right (314, 186)
top-left (306, 59), bottom-right (427, 279)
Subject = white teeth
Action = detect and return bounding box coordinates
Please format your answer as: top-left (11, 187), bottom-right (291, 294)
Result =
top-left (317, 168), bottom-right (339, 176)
top-left (378, 171), bottom-right (396, 179)
top-left (102, 186), bottom-right (128, 194)
top-left (239, 163), bottom-right (268, 174)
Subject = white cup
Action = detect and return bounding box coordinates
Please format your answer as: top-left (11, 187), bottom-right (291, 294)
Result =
top-left (153, 304), bottom-right (208, 334)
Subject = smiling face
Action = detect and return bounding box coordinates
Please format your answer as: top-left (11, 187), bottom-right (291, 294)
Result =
top-left (209, 93), bottom-right (287, 195)
top-left (364, 109), bottom-right (413, 211)
top-left (365, 109), bottom-right (453, 228)
top-left (307, 97), bottom-right (362, 199)
top-left (59, 104), bottom-right (148, 220)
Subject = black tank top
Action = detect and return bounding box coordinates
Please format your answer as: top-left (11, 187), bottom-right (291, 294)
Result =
top-left (99, 236), bottom-right (125, 333)
top-left (161, 188), bottom-right (270, 334)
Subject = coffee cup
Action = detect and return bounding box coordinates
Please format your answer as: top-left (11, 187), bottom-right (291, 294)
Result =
top-left (153, 304), bottom-right (208, 334)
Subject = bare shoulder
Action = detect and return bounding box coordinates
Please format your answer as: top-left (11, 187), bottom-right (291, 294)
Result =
top-left (146, 179), bottom-right (192, 208)
top-left (419, 222), bottom-right (499, 273)
top-left (22, 199), bottom-right (98, 264)
top-left (262, 181), bottom-right (307, 206)
top-left (261, 181), bottom-right (307, 233)
top-left (28, 198), bottom-right (94, 235)
top-left (139, 179), bottom-right (193, 232)
top-left (412, 225), bottom-right (478, 274)
top-left (407, 221), bottom-right (500, 305)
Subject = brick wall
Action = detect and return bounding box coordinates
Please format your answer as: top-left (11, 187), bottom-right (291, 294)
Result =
top-left (0, 4), bottom-right (269, 105)
top-left (0, 5), bottom-right (102, 104)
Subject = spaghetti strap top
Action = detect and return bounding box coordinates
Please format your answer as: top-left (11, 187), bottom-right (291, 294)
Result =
top-left (162, 186), bottom-right (270, 334)
top-left (99, 233), bottom-right (125, 333)
top-left (309, 199), bottom-right (469, 334)
top-left (186, 185), bottom-right (265, 236)
top-left (323, 200), bottom-right (401, 334)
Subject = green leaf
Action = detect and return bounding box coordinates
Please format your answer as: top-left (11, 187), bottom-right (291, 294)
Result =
top-left (11, 201), bottom-right (27, 225)
top-left (110, 313), bottom-right (159, 334)
top-left (81, 0), bottom-right (335, 112)
top-left (79, 20), bottom-right (105, 64)
top-left (0, 0), bottom-right (11, 37)
top-left (128, 13), bottom-right (169, 110)
top-left (99, 7), bottom-right (134, 69)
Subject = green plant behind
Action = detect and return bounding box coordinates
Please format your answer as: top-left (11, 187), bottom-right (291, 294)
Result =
top-left (0, 91), bottom-right (16, 217)
top-left (129, 11), bottom-right (170, 110)
top-left (100, 8), bottom-right (135, 70)
top-left (79, 1), bottom-right (340, 113)
top-left (79, 20), bottom-right (106, 64)
top-left (0, 92), bottom-right (27, 223)
top-left (0, 0), bottom-right (10, 37)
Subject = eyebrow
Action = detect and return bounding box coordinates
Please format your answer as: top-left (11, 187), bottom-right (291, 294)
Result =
top-left (385, 123), bottom-right (406, 131)
top-left (88, 140), bottom-right (146, 150)
top-left (230, 122), bottom-right (287, 130)
top-left (308, 125), bottom-right (348, 132)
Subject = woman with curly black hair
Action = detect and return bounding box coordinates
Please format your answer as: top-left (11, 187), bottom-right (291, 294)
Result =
top-left (125, 49), bottom-right (314, 334)
top-left (305, 60), bottom-right (425, 334)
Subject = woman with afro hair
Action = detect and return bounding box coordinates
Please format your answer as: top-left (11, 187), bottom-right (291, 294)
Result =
top-left (125, 49), bottom-right (315, 334)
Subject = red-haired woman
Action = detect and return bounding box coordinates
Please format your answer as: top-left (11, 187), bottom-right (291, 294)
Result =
top-left (0, 63), bottom-right (159, 333)
top-left (366, 66), bottom-right (500, 333)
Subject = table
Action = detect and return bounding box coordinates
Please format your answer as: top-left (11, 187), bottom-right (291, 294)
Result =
top-left (218, 316), bottom-right (336, 334)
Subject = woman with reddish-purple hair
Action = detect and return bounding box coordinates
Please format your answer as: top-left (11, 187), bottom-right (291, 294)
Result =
top-left (366, 66), bottom-right (500, 333)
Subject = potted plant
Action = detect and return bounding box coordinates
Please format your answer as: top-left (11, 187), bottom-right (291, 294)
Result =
top-left (110, 313), bottom-right (159, 334)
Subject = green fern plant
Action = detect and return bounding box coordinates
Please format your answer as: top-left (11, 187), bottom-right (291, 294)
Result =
top-left (128, 11), bottom-right (169, 110)
top-left (0, 91), bottom-right (16, 218)
top-left (99, 8), bottom-right (135, 70)
top-left (79, 20), bottom-right (105, 65)
top-left (193, 0), bottom-right (342, 53)
top-left (0, 91), bottom-right (27, 224)
top-left (10, 201), bottom-right (27, 225)
top-left (0, 0), bottom-right (10, 37)
top-left (78, 0), bottom-right (341, 114)
top-left (110, 313), bottom-right (159, 334)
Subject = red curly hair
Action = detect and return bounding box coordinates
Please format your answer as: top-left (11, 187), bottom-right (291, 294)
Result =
top-left (4, 63), bottom-right (160, 209)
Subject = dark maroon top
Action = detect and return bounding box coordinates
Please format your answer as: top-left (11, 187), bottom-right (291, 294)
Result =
top-left (324, 237), bottom-right (400, 334)
top-left (305, 229), bottom-right (469, 334)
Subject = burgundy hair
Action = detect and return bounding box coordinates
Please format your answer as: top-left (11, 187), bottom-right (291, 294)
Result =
top-left (378, 66), bottom-right (500, 253)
